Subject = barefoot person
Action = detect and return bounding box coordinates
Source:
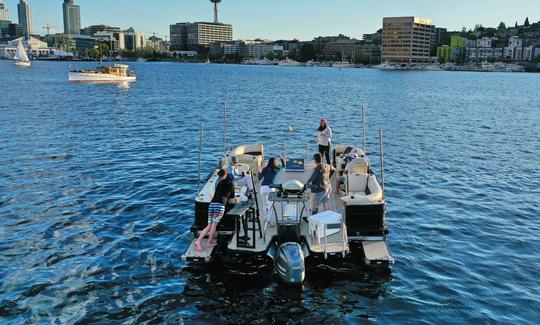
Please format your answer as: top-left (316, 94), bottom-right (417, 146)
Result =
top-left (195, 168), bottom-right (235, 253)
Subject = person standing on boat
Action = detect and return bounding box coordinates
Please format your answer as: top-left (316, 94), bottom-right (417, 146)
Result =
top-left (317, 118), bottom-right (333, 165)
top-left (259, 155), bottom-right (286, 225)
top-left (194, 168), bottom-right (235, 253)
top-left (227, 156), bottom-right (254, 196)
top-left (307, 153), bottom-right (336, 214)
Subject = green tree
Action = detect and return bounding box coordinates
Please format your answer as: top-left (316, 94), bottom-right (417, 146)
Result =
top-left (265, 51), bottom-right (275, 61)
top-left (297, 43), bottom-right (315, 62)
top-left (497, 22), bottom-right (506, 31)
top-left (524, 17), bottom-right (530, 26)
top-left (288, 48), bottom-right (298, 60)
top-left (474, 24), bottom-right (484, 32)
top-left (88, 47), bottom-right (99, 59)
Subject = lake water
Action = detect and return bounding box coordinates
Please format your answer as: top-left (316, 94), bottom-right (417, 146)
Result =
top-left (0, 61), bottom-right (539, 324)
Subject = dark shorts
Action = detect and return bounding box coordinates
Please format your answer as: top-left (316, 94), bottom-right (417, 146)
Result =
top-left (208, 202), bottom-right (225, 224)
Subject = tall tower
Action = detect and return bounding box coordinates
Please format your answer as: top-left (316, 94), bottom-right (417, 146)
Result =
top-left (210, 0), bottom-right (222, 24)
top-left (17, 0), bottom-right (32, 36)
top-left (0, 0), bottom-right (10, 21)
top-left (63, 0), bottom-right (81, 35)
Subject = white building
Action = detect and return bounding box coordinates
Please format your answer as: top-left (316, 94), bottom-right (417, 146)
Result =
top-left (2, 36), bottom-right (52, 58)
top-left (503, 36), bottom-right (533, 61)
top-left (93, 30), bottom-right (146, 51)
top-left (240, 41), bottom-right (274, 59)
top-left (477, 37), bottom-right (497, 48)
top-left (466, 47), bottom-right (503, 61)
top-left (508, 36), bottom-right (522, 48)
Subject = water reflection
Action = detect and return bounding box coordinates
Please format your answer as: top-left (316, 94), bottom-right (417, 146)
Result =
top-left (180, 258), bottom-right (392, 323)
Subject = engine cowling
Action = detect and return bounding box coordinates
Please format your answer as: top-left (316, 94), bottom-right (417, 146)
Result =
top-left (275, 242), bottom-right (305, 285)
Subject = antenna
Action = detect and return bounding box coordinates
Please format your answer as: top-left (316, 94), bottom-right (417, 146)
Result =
top-left (210, 0), bottom-right (222, 23)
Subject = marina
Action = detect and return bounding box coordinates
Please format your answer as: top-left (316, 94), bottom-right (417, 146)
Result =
top-left (0, 57), bottom-right (539, 323)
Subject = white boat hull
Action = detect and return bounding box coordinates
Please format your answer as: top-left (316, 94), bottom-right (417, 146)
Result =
top-left (15, 61), bottom-right (31, 67)
top-left (68, 72), bottom-right (136, 82)
top-left (332, 63), bottom-right (356, 68)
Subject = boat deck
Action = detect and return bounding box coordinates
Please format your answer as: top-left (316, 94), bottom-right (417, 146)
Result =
top-left (183, 157), bottom-right (391, 263)
top-left (182, 238), bottom-right (215, 262)
top-left (226, 164), bottom-right (349, 256)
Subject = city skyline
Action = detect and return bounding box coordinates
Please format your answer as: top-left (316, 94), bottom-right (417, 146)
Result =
top-left (1, 0), bottom-right (540, 40)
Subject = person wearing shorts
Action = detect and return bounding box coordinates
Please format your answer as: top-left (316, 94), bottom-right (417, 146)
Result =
top-left (195, 168), bottom-right (235, 253)
top-left (307, 153), bottom-right (336, 215)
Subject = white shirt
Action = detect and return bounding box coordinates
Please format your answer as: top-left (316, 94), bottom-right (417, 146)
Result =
top-left (317, 126), bottom-right (332, 146)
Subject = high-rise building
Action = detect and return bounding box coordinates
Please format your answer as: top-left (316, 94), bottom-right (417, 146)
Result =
top-left (381, 16), bottom-right (434, 64)
top-left (170, 22), bottom-right (232, 51)
top-left (63, 0), bottom-right (81, 35)
top-left (170, 0), bottom-right (232, 51)
top-left (170, 23), bottom-right (189, 51)
top-left (0, 0), bottom-right (10, 21)
top-left (17, 0), bottom-right (32, 36)
top-left (431, 27), bottom-right (447, 45)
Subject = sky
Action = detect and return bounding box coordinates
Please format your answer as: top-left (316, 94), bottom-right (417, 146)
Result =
top-left (2, 0), bottom-right (540, 40)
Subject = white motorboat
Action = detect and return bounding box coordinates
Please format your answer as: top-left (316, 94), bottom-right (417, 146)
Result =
top-left (332, 61), bottom-right (356, 68)
top-left (14, 41), bottom-right (31, 67)
top-left (183, 115), bottom-right (393, 285)
top-left (278, 58), bottom-right (304, 67)
top-left (68, 64), bottom-right (136, 82)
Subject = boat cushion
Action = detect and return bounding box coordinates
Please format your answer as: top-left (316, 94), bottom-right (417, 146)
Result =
top-left (236, 154), bottom-right (262, 171)
top-left (347, 173), bottom-right (368, 193)
top-left (341, 176), bottom-right (383, 205)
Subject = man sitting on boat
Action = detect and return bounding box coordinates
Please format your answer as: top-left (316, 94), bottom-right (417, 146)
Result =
top-left (194, 168), bottom-right (235, 253)
top-left (227, 156), bottom-right (254, 197)
top-left (307, 153), bottom-right (336, 214)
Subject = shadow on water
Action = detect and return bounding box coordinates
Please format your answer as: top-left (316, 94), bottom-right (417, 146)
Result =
top-left (179, 254), bottom-right (392, 324)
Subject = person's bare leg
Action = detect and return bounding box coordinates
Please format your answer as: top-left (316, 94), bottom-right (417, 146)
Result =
top-left (206, 224), bottom-right (218, 247)
top-left (195, 224), bottom-right (211, 252)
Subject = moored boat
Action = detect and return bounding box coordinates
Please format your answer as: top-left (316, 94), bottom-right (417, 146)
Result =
top-left (278, 58), bottom-right (304, 67)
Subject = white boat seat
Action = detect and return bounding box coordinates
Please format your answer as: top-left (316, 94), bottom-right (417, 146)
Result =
top-left (341, 175), bottom-right (383, 205)
top-left (347, 157), bottom-right (369, 174)
top-left (230, 144), bottom-right (264, 171)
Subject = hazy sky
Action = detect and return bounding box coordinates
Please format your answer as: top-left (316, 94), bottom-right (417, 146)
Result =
top-left (3, 0), bottom-right (539, 40)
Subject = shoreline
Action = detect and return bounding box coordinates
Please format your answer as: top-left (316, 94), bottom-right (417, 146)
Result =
top-left (2, 58), bottom-right (539, 73)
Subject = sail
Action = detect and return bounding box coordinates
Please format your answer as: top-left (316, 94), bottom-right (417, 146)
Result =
top-left (14, 41), bottom-right (30, 62)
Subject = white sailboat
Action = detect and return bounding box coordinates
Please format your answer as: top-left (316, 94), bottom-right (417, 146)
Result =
top-left (14, 41), bottom-right (31, 67)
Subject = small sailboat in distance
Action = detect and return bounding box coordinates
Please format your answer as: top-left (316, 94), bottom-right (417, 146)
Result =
top-left (14, 41), bottom-right (31, 67)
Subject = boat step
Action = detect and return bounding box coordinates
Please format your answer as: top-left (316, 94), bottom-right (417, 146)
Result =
top-left (182, 238), bottom-right (215, 263)
top-left (362, 240), bottom-right (394, 265)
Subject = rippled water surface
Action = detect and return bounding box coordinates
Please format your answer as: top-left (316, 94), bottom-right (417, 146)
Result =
top-left (1, 61), bottom-right (539, 324)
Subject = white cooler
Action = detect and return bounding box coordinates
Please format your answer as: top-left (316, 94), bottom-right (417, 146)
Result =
top-left (308, 210), bottom-right (343, 241)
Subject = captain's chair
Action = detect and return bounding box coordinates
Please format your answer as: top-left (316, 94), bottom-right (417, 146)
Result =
top-left (345, 158), bottom-right (369, 195)
top-left (229, 144), bottom-right (265, 172)
top-left (341, 158), bottom-right (383, 205)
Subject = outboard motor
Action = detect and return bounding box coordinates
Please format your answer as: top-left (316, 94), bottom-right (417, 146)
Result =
top-left (275, 242), bottom-right (305, 285)
top-left (266, 179), bottom-right (309, 285)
